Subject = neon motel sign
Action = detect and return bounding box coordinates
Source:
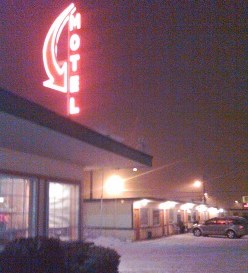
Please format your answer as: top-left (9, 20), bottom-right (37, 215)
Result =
top-left (43, 3), bottom-right (81, 115)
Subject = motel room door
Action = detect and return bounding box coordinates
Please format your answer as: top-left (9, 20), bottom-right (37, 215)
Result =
top-left (133, 209), bottom-right (140, 240)
top-left (160, 210), bottom-right (165, 235)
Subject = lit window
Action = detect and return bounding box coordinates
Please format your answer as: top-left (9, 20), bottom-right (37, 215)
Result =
top-left (48, 182), bottom-right (79, 240)
top-left (0, 174), bottom-right (37, 242)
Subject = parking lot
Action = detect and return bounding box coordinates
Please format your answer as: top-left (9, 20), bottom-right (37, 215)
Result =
top-left (94, 233), bottom-right (248, 273)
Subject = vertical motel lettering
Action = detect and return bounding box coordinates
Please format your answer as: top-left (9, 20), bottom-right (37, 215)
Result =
top-left (68, 11), bottom-right (81, 114)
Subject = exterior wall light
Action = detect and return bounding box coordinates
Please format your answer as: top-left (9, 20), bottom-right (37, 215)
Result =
top-left (159, 201), bottom-right (177, 210)
top-left (133, 199), bottom-right (150, 209)
top-left (105, 175), bottom-right (124, 196)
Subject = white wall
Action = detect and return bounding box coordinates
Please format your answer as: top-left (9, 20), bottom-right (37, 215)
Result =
top-left (84, 200), bottom-right (133, 229)
top-left (0, 147), bottom-right (84, 181)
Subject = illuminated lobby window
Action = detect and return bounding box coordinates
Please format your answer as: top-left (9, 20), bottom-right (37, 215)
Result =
top-left (48, 182), bottom-right (79, 240)
top-left (0, 174), bottom-right (37, 242)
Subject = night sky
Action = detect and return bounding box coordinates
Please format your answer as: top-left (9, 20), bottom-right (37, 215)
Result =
top-left (0, 1), bottom-right (247, 208)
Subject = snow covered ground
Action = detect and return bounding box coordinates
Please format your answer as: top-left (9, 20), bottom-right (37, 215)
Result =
top-left (91, 233), bottom-right (248, 273)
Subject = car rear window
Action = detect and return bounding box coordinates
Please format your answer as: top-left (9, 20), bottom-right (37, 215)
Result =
top-left (205, 219), bottom-right (217, 225)
top-left (216, 219), bottom-right (226, 225)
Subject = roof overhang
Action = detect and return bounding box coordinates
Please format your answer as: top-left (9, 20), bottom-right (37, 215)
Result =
top-left (0, 89), bottom-right (153, 170)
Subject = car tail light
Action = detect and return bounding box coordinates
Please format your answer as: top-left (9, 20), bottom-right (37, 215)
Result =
top-left (238, 225), bottom-right (244, 230)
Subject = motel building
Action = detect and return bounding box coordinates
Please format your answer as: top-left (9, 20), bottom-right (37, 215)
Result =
top-left (83, 197), bottom-right (222, 241)
top-left (0, 89), bottom-right (152, 244)
top-left (0, 90), bottom-right (224, 243)
top-left (0, 90), bottom-right (222, 244)
top-left (0, 3), bottom-right (223, 244)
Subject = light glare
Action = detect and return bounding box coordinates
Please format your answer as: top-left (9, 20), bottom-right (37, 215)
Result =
top-left (159, 201), bottom-right (177, 209)
top-left (193, 180), bottom-right (202, 188)
top-left (133, 199), bottom-right (151, 209)
top-left (105, 175), bottom-right (124, 195)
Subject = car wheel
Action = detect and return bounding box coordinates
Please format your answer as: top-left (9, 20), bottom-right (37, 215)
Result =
top-left (193, 228), bottom-right (202, 237)
top-left (226, 230), bottom-right (236, 239)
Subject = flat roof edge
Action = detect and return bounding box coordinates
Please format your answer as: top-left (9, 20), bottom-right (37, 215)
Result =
top-left (0, 88), bottom-right (153, 167)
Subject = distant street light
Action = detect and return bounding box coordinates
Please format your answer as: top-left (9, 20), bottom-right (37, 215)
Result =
top-left (193, 179), bottom-right (207, 204)
top-left (193, 180), bottom-right (202, 188)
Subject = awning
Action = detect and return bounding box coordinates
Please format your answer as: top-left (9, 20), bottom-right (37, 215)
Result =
top-left (0, 89), bottom-right (153, 170)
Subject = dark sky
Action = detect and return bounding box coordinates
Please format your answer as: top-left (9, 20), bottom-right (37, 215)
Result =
top-left (0, 1), bottom-right (247, 208)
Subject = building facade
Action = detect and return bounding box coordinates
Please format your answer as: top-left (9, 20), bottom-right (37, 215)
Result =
top-left (0, 90), bottom-right (152, 244)
top-left (84, 198), bottom-right (222, 241)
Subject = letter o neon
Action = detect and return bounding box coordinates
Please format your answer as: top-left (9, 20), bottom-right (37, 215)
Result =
top-left (70, 34), bottom-right (80, 51)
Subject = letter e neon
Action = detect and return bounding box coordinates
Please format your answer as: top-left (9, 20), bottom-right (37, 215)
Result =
top-left (70, 75), bottom-right (79, 93)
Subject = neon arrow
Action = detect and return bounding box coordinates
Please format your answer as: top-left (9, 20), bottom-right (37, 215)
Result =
top-left (43, 4), bottom-right (75, 93)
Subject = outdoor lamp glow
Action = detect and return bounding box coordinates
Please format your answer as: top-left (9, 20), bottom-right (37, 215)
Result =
top-left (180, 203), bottom-right (195, 210)
top-left (105, 175), bottom-right (124, 195)
top-left (208, 207), bottom-right (218, 213)
top-left (196, 204), bottom-right (207, 212)
top-left (193, 180), bottom-right (202, 188)
top-left (134, 199), bottom-right (151, 209)
top-left (193, 180), bottom-right (207, 204)
top-left (159, 201), bottom-right (177, 210)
